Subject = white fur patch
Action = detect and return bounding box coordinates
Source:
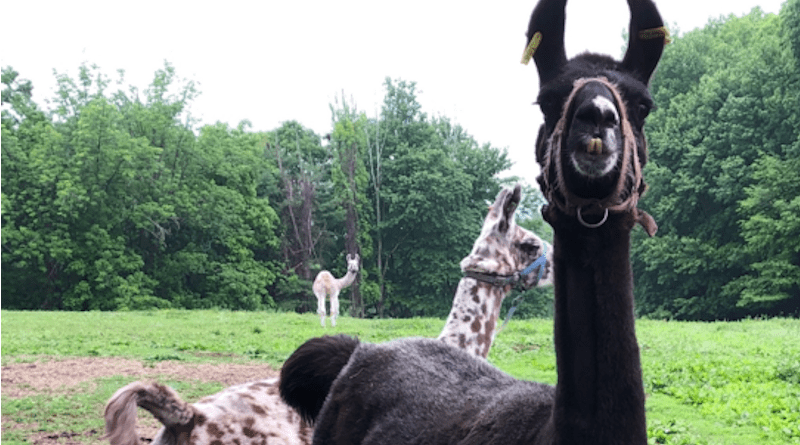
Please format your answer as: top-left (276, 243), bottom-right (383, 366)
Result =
top-left (592, 95), bottom-right (619, 123)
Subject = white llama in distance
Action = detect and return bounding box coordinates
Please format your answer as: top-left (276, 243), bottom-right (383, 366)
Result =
top-left (312, 253), bottom-right (359, 327)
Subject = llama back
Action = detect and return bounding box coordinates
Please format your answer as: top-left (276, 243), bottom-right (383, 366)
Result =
top-left (308, 337), bottom-right (555, 445)
top-left (279, 334), bottom-right (360, 423)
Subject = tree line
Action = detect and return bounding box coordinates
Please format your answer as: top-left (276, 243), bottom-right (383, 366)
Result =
top-left (2, 1), bottom-right (798, 319)
top-left (2, 66), bottom-right (535, 317)
top-left (632, 2), bottom-right (800, 319)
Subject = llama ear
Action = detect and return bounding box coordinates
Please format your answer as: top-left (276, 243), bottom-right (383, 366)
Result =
top-left (346, 254), bottom-right (352, 262)
top-left (621, 0), bottom-right (667, 84)
top-left (524, 0), bottom-right (568, 85)
top-left (503, 184), bottom-right (523, 221)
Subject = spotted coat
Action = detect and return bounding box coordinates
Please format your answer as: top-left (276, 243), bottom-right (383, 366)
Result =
top-left (104, 378), bottom-right (312, 445)
top-left (437, 185), bottom-right (553, 358)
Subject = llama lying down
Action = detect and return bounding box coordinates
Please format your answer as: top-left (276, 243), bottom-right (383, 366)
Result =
top-left (103, 378), bottom-right (312, 445)
top-left (279, 0), bottom-right (666, 442)
top-left (101, 185), bottom-right (551, 445)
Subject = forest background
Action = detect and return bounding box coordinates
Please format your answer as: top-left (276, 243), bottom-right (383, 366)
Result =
top-left (2, 2), bottom-right (799, 320)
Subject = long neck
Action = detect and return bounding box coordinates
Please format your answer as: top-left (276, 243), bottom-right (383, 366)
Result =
top-left (335, 269), bottom-right (357, 290)
top-left (438, 278), bottom-right (508, 358)
top-left (549, 211), bottom-right (647, 444)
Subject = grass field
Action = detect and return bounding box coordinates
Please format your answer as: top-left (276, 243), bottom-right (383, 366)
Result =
top-left (2, 310), bottom-right (799, 444)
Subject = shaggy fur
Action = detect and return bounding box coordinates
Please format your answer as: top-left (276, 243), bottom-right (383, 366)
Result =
top-left (279, 0), bottom-right (667, 444)
top-left (280, 335), bottom-right (556, 445)
top-left (104, 379), bottom-right (312, 445)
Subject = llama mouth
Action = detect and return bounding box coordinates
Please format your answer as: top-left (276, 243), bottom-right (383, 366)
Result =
top-left (571, 149), bottom-right (618, 178)
top-left (586, 138), bottom-right (603, 154)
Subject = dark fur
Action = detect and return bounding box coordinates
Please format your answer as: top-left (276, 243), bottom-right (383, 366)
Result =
top-left (280, 336), bottom-right (555, 445)
top-left (279, 334), bottom-right (360, 423)
top-left (279, 1), bottom-right (665, 443)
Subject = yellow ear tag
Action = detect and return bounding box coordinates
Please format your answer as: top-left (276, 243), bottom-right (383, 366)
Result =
top-left (638, 26), bottom-right (672, 44)
top-left (521, 32), bottom-right (543, 65)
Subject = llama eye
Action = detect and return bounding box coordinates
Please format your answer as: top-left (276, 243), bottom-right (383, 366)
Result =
top-left (637, 104), bottom-right (651, 120)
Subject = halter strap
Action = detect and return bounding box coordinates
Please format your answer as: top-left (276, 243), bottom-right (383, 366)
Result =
top-left (463, 245), bottom-right (549, 335)
top-left (462, 245), bottom-right (548, 290)
top-left (539, 76), bottom-right (657, 236)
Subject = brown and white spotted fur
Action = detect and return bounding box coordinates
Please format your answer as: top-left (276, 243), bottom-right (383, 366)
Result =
top-left (312, 254), bottom-right (359, 327)
top-left (438, 184), bottom-right (553, 358)
top-left (104, 378), bottom-right (312, 445)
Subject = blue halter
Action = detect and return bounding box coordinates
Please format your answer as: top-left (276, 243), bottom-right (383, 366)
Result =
top-left (497, 243), bottom-right (548, 334)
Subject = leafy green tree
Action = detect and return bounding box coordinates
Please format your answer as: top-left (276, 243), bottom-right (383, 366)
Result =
top-left (329, 94), bottom-right (373, 317)
top-left (3, 66), bottom-right (161, 309)
top-left (369, 78), bottom-right (511, 317)
top-left (2, 64), bottom-right (283, 310)
top-left (266, 121), bottom-right (329, 282)
top-left (632, 8), bottom-right (800, 319)
top-left (2, 67), bottom-right (73, 309)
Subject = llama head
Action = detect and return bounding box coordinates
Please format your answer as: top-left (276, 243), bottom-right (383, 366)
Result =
top-left (526, 0), bottom-right (665, 233)
top-left (345, 254), bottom-right (360, 274)
top-left (460, 184), bottom-right (551, 288)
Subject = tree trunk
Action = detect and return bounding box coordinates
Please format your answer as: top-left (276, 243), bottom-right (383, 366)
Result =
top-left (343, 142), bottom-right (362, 318)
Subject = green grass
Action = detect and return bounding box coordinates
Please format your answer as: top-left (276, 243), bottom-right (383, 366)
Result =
top-left (2, 310), bottom-right (799, 444)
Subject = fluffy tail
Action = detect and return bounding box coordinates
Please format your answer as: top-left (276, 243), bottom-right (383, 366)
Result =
top-left (103, 381), bottom-right (195, 445)
top-left (279, 334), bottom-right (359, 423)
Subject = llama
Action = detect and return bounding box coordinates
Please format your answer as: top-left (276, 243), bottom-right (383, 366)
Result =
top-left (438, 184), bottom-right (552, 358)
top-left (103, 378), bottom-right (312, 445)
top-left (101, 191), bottom-right (548, 445)
top-left (279, 0), bottom-right (666, 443)
top-left (312, 253), bottom-right (359, 327)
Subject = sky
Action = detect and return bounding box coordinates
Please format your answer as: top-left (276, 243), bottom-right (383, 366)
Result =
top-left (2, 0), bottom-right (788, 186)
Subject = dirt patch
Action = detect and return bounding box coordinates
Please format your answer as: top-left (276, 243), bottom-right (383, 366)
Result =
top-left (2, 357), bottom-right (280, 445)
top-left (1, 356), bottom-right (279, 398)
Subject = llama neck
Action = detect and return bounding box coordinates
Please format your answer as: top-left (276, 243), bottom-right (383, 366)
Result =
top-left (335, 270), bottom-right (357, 290)
top-left (438, 278), bottom-right (507, 358)
top-left (549, 211), bottom-right (647, 444)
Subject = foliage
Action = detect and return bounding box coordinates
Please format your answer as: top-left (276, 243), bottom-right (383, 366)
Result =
top-left (632, 6), bottom-right (800, 319)
top-left (2, 65), bottom-right (512, 316)
top-left (370, 78), bottom-right (512, 317)
top-left (4, 6), bottom-right (798, 319)
top-left (2, 63), bottom-right (283, 310)
top-left (2, 310), bottom-right (799, 445)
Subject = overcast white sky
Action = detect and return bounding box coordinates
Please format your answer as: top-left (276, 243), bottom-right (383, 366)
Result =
top-left (2, 0), bottom-right (787, 186)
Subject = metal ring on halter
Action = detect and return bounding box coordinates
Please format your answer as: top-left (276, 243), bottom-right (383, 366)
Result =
top-left (577, 206), bottom-right (609, 228)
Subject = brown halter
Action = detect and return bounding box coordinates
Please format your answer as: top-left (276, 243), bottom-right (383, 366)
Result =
top-left (539, 77), bottom-right (658, 237)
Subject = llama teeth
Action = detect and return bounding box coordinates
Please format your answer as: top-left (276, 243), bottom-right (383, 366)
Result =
top-left (587, 138), bottom-right (603, 154)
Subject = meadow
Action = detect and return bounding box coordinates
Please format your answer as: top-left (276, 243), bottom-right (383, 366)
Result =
top-left (2, 310), bottom-right (799, 445)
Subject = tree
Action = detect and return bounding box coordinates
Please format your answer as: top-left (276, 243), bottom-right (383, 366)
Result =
top-left (266, 121), bottom-right (328, 281)
top-left (329, 94), bottom-right (372, 317)
top-left (2, 64), bottom-right (283, 310)
top-left (632, 8), bottom-right (800, 319)
top-left (367, 78), bottom-right (511, 317)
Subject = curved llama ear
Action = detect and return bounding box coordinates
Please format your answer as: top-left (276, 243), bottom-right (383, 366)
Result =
top-left (525, 0), bottom-right (567, 85)
top-left (621, 0), bottom-right (667, 84)
top-left (501, 184), bottom-right (523, 227)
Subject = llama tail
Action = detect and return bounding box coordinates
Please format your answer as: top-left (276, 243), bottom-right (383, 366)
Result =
top-left (103, 381), bottom-right (195, 445)
top-left (279, 334), bottom-right (360, 423)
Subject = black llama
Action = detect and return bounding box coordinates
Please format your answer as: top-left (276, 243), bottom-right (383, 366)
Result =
top-left (279, 0), bottom-right (667, 443)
